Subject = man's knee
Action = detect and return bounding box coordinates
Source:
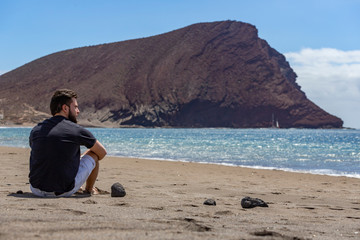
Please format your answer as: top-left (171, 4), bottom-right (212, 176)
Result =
top-left (85, 151), bottom-right (99, 162)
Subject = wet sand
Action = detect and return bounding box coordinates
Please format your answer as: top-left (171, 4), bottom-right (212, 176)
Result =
top-left (1, 146), bottom-right (360, 239)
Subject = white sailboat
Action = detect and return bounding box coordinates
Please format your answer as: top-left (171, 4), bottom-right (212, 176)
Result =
top-left (271, 113), bottom-right (280, 128)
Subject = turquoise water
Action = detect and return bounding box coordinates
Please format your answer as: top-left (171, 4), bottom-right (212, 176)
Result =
top-left (1, 127), bottom-right (359, 178)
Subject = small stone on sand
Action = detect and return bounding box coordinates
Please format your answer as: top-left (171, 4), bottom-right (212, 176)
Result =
top-left (241, 196), bottom-right (268, 208)
top-left (111, 182), bottom-right (126, 197)
top-left (203, 199), bottom-right (216, 206)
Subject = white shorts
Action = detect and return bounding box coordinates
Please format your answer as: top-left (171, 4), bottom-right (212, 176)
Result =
top-left (30, 154), bottom-right (96, 197)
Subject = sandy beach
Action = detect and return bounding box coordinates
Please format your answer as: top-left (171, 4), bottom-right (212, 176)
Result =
top-left (1, 146), bottom-right (360, 239)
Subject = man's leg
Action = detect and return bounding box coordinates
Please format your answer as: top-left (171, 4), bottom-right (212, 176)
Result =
top-left (83, 150), bottom-right (100, 194)
top-left (85, 160), bottom-right (99, 193)
top-left (56, 151), bottom-right (97, 197)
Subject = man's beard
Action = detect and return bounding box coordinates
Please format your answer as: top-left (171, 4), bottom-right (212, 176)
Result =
top-left (68, 111), bottom-right (77, 123)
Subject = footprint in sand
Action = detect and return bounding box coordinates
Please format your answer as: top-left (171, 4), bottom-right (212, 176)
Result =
top-left (112, 202), bottom-right (129, 207)
top-left (63, 209), bottom-right (87, 215)
top-left (82, 199), bottom-right (97, 204)
top-left (215, 210), bottom-right (233, 215)
top-left (251, 230), bottom-right (301, 239)
top-left (148, 206), bottom-right (164, 211)
top-left (182, 218), bottom-right (211, 232)
top-left (184, 204), bottom-right (199, 208)
top-left (329, 207), bottom-right (344, 211)
top-left (301, 206), bottom-right (316, 210)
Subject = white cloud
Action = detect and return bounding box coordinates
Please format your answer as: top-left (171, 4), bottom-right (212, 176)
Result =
top-left (285, 48), bottom-right (360, 128)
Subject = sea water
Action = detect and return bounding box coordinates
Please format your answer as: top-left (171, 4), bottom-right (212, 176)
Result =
top-left (1, 127), bottom-right (359, 178)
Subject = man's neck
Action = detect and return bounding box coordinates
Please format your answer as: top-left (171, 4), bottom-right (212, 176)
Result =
top-left (54, 112), bottom-right (68, 119)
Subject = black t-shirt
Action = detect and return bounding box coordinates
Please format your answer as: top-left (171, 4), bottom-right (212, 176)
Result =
top-left (29, 116), bottom-right (96, 193)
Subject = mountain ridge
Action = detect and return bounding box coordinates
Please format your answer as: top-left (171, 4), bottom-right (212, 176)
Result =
top-left (0, 21), bottom-right (343, 128)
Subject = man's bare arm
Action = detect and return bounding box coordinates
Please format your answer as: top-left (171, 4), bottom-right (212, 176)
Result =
top-left (89, 140), bottom-right (107, 160)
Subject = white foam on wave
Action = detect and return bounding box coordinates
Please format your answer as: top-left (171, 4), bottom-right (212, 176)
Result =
top-left (107, 153), bottom-right (360, 179)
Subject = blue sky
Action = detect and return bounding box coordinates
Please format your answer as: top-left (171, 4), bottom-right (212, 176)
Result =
top-left (1, 0), bottom-right (360, 128)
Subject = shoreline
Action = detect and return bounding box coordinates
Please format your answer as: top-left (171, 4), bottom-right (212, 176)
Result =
top-left (108, 155), bottom-right (360, 180)
top-left (1, 143), bottom-right (360, 179)
top-left (1, 146), bottom-right (360, 239)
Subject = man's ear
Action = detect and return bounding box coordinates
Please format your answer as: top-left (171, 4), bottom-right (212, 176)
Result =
top-left (61, 104), bottom-right (69, 113)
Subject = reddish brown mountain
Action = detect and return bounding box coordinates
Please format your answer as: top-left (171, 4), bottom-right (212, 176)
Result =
top-left (0, 21), bottom-right (343, 128)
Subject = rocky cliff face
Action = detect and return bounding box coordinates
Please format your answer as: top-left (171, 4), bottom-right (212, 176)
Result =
top-left (0, 21), bottom-right (343, 128)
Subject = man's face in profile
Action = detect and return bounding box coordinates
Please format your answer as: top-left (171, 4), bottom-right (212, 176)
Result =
top-left (68, 98), bottom-right (79, 123)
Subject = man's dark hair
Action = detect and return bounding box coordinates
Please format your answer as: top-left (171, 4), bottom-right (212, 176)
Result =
top-left (50, 89), bottom-right (78, 116)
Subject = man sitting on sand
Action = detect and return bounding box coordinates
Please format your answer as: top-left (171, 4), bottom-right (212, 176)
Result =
top-left (29, 89), bottom-right (107, 197)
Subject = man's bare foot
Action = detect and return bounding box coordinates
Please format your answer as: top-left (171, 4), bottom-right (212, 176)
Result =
top-left (91, 187), bottom-right (100, 195)
top-left (82, 187), bottom-right (109, 195)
